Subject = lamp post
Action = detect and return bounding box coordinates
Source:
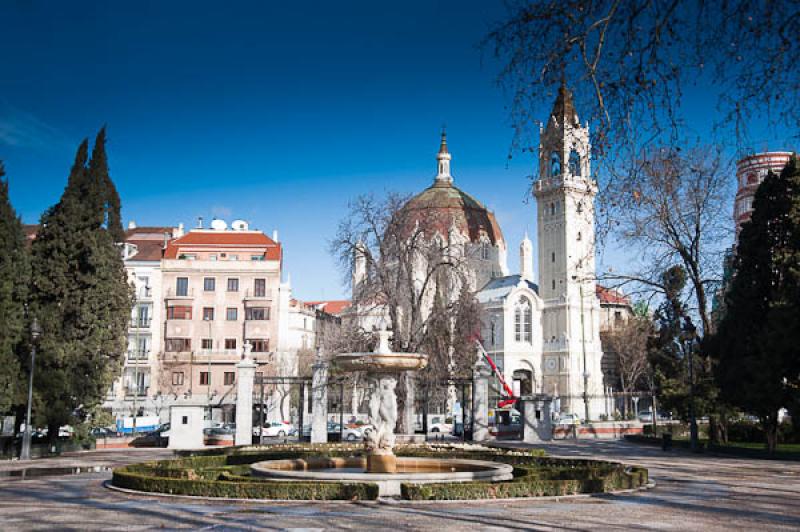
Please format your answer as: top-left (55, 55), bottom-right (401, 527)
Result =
top-left (20, 319), bottom-right (41, 461)
top-left (205, 315), bottom-right (213, 422)
top-left (681, 320), bottom-right (699, 452)
top-left (572, 274), bottom-right (590, 423)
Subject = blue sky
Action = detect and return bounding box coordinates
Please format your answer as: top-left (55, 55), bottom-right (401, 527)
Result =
top-left (0, 1), bottom-right (793, 301)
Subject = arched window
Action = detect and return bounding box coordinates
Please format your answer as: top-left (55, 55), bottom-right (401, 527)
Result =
top-left (550, 202), bottom-right (556, 216)
top-left (568, 149), bottom-right (581, 176)
top-left (514, 297), bottom-right (533, 343)
top-left (480, 241), bottom-right (490, 260)
top-left (550, 151), bottom-right (561, 176)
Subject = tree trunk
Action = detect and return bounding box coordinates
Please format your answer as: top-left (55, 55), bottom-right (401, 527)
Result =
top-left (47, 421), bottom-right (59, 447)
top-left (765, 419), bottom-right (778, 454)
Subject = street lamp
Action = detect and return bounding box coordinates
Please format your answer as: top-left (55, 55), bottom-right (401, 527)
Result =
top-left (20, 318), bottom-right (41, 461)
top-left (572, 273), bottom-right (591, 423)
top-left (681, 320), bottom-right (699, 452)
top-left (205, 316), bottom-right (213, 422)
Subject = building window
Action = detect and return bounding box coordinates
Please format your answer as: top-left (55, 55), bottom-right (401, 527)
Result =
top-left (224, 372), bottom-right (235, 385)
top-left (202, 307), bottom-right (215, 321)
top-left (165, 338), bottom-right (191, 352)
top-left (550, 202), bottom-right (556, 216)
top-left (209, 254), bottom-right (218, 261)
top-left (200, 372), bottom-right (209, 385)
top-left (490, 321), bottom-right (496, 346)
top-left (514, 297), bottom-right (533, 343)
top-left (250, 255), bottom-right (264, 261)
top-left (227, 278), bottom-right (239, 292)
top-left (172, 372), bottom-right (184, 386)
top-left (480, 242), bottom-right (490, 260)
top-left (569, 149), bottom-right (581, 176)
top-left (203, 277), bottom-right (215, 291)
top-left (167, 305), bottom-right (192, 320)
top-left (254, 278), bottom-right (266, 297)
top-left (552, 279), bottom-right (556, 290)
top-left (550, 151), bottom-right (561, 176)
top-left (246, 307), bottom-right (269, 321)
top-left (176, 277), bottom-right (188, 296)
top-left (614, 311), bottom-right (622, 325)
top-left (226, 307), bottom-right (238, 321)
top-left (228, 255), bottom-right (239, 261)
top-left (225, 338), bottom-right (237, 350)
top-left (577, 232), bottom-right (582, 241)
top-left (202, 338), bottom-right (212, 350)
top-left (250, 339), bottom-right (269, 352)
top-left (576, 201), bottom-right (584, 214)
top-left (551, 251), bottom-right (555, 263)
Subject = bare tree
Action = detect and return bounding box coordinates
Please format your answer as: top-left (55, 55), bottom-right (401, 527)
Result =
top-left (604, 146), bottom-right (732, 334)
top-left (602, 314), bottom-right (653, 416)
top-left (330, 193), bottom-right (481, 433)
top-left (486, 1), bottom-right (800, 159)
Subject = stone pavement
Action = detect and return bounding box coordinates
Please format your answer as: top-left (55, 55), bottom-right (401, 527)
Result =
top-left (0, 440), bottom-right (798, 530)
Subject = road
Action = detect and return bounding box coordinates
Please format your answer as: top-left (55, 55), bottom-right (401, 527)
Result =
top-left (0, 441), bottom-right (798, 530)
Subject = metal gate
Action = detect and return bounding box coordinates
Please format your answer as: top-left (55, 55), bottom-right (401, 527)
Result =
top-left (253, 375), bottom-right (311, 444)
top-left (417, 378), bottom-right (474, 442)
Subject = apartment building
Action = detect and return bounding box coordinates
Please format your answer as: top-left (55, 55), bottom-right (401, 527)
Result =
top-left (156, 221), bottom-right (282, 420)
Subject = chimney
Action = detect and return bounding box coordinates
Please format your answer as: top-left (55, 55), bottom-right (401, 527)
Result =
top-left (272, 229), bottom-right (279, 242)
top-left (163, 232), bottom-right (170, 250)
top-left (127, 220), bottom-right (137, 230)
top-left (197, 216), bottom-right (204, 229)
top-left (172, 223), bottom-right (184, 239)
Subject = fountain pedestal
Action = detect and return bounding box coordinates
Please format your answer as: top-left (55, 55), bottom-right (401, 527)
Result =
top-left (335, 326), bottom-right (427, 474)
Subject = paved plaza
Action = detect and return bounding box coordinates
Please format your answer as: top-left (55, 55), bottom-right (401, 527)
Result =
top-left (0, 441), bottom-right (798, 530)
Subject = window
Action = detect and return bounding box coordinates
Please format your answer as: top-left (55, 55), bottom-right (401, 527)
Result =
top-left (203, 277), bottom-right (215, 291)
top-left (227, 278), bottom-right (239, 292)
top-left (551, 251), bottom-right (555, 263)
top-left (576, 201), bottom-right (584, 214)
top-left (201, 338), bottom-right (213, 350)
top-left (171, 372), bottom-right (184, 386)
top-left (202, 307), bottom-right (215, 321)
top-left (179, 254), bottom-right (196, 260)
top-left (552, 279), bottom-right (556, 290)
top-left (614, 311), bottom-right (623, 325)
top-left (550, 202), bottom-right (556, 216)
top-left (209, 254), bottom-right (218, 261)
top-left (228, 255), bottom-right (239, 261)
top-left (254, 278), bottom-right (266, 297)
top-left (165, 338), bottom-right (191, 352)
top-left (167, 305), bottom-right (192, 320)
top-left (224, 372), bottom-right (235, 385)
top-left (568, 149), bottom-right (581, 176)
top-left (550, 151), bottom-right (561, 176)
top-left (250, 339), bottom-right (269, 352)
top-left (176, 277), bottom-right (188, 296)
top-left (200, 372), bottom-right (209, 385)
top-left (480, 242), bottom-right (490, 260)
top-left (225, 338), bottom-right (237, 350)
top-left (577, 232), bottom-right (582, 241)
top-left (490, 321), bottom-right (496, 346)
top-left (226, 307), bottom-right (238, 321)
top-left (246, 307), bottom-right (269, 321)
top-left (514, 297), bottom-right (533, 343)
top-left (250, 255), bottom-right (264, 261)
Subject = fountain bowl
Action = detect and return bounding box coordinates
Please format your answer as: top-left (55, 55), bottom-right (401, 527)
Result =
top-left (335, 352), bottom-right (428, 373)
top-left (251, 456), bottom-right (513, 497)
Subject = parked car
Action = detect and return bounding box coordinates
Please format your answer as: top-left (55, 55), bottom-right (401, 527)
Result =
top-left (556, 413), bottom-right (582, 425)
top-left (253, 421), bottom-right (294, 438)
top-left (429, 421), bottom-right (452, 434)
top-left (131, 423), bottom-right (170, 448)
top-left (638, 411), bottom-right (671, 423)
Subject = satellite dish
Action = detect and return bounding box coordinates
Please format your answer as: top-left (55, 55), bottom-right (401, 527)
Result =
top-left (231, 219), bottom-right (249, 231)
top-left (210, 219), bottom-right (228, 231)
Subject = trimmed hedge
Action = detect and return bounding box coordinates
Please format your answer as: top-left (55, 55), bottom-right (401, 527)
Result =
top-left (111, 443), bottom-right (647, 501)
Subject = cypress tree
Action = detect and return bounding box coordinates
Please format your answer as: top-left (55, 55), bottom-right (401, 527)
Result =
top-left (30, 133), bottom-right (132, 440)
top-left (0, 162), bottom-right (30, 415)
top-left (712, 157), bottom-right (800, 452)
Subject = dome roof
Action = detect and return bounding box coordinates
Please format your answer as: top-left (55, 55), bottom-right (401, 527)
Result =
top-left (401, 133), bottom-right (504, 245)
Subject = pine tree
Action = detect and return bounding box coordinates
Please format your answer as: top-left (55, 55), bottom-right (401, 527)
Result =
top-left (712, 157), bottom-right (800, 452)
top-left (0, 162), bottom-right (30, 415)
top-left (30, 133), bottom-right (132, 440)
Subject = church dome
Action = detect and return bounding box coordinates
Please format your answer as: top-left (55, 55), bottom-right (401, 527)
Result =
top-left (401, 133), bottom-right (505, 245)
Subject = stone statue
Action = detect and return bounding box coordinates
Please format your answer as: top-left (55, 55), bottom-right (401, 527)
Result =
top-left (364, 375), bottom-right (397, 455)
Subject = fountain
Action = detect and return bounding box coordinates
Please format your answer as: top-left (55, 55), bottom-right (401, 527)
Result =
top-left (250, 325), bottom-right (513, 496)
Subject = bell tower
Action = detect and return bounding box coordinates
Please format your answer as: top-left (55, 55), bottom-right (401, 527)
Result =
top-left (533, 83), bottom-right (605, 420)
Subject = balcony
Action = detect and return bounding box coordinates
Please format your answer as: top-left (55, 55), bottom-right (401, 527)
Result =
top-left (244, 289), bottom-right (271, 301)
top-left (136, 287), bottom-right (153, 301)
top-left (127, 349), bottom-right (150, 362)
top-left (124, 386), bottom-right (149, 397)
top-left (165, 287), bottom-right (195, 300)
top-left (129, 318), bottom-right (152, 329)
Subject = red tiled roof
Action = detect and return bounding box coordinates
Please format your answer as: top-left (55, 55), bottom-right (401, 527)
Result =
top-left (303, 300), bottom-right (352, 315)
top-left (164, 230), bottom-right (281, 260)
top-left (596, 285), bottom-right (631, 306)
top-left (126, 239), bottom-right (166, 261)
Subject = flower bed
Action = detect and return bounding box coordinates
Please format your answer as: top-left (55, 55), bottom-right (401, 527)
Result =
top-left (111, 443), bottom-right (647, 501)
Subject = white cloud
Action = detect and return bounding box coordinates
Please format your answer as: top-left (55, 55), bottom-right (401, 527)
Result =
top-left (0, 99), bottom-right (64, 149)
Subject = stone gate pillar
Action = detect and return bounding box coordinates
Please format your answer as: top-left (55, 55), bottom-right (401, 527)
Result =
top-left (520, 394), bottom-right (553, 443)
top-left (235, 344), bottom-right (257, 446)
top-left (472, 356), bottom-right (492, 442)
top-left (311, 353), bottom-right (329, 443)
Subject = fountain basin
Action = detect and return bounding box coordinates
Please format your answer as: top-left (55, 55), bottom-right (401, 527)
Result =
top-left (251, 456), bottom-right (513, 496)
top-left (335, 352), bottom-right (428, 373)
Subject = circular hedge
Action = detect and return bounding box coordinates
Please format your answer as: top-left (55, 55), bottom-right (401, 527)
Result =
top-left (111, 443), bottom-right (648, 501)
